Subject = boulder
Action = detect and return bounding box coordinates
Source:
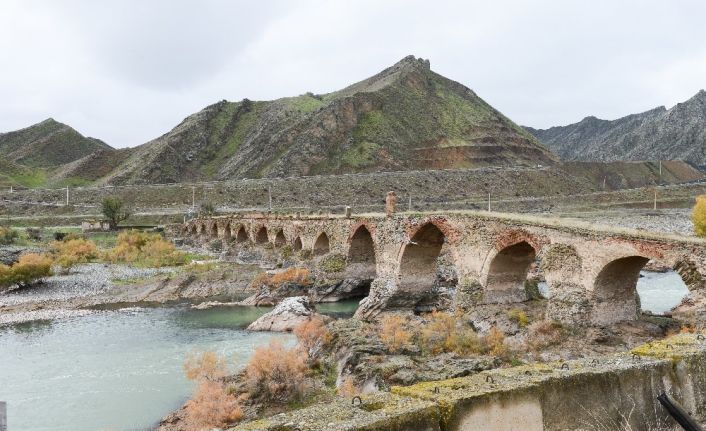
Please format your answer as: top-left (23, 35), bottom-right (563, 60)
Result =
top-left (247, 296), bottom-right (329, 332)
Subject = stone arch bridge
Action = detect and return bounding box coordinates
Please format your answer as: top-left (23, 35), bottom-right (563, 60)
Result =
top-left (182, 211), bottom-right (706, 326)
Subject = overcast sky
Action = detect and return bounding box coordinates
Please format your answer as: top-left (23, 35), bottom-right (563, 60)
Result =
top-left (1, 0), bottom-right (705, 148)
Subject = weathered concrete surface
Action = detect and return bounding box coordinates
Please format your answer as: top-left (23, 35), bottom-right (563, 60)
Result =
top-left (232, 392), bottom-right (441, 431)
top-left (184, 210), bottom-right (706, 326)
top-left (231, 333), bottom-right (706, 431)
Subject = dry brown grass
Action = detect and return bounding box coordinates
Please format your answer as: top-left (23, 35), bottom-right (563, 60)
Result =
top-left (244, 340), bottom-right (309, 404)
top-left (379, 314), bottom-right (412, 353)
top-left (251, 267), bottom-right (311, 289)
top-left (51, 238), bottom-right (98, 272)
top-left (337, 376), bottom-right (360, 398)
top-left (184, 380), bottom-right (243, 430)
top-left (183, 351), bottom-right (228, 381)
top-left (526, 320), bottom-right (564, 351)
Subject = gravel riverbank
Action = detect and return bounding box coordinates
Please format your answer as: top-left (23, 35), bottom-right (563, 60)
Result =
top-left (0, 263), bottom-right (175, 325)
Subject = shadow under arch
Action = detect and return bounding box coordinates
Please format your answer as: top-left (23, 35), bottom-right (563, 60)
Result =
top-left (484, 240), bottom-right (537, 303)
top-left (399, 222), bottom-right (447, 297)
top-left (235, 225), bottom-right (248, 243)
top-left (274, 230), bottom-right (287, 247)
top-left (592, 255), bottom-right (650, 325)
top-left (313, 232), bottom-right (330, 255)
top-left (255, 226), bottom-right (269, 244)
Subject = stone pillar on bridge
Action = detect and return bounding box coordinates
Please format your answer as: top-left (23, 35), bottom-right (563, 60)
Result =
top-left (385, 191), bottom-right (397, 218)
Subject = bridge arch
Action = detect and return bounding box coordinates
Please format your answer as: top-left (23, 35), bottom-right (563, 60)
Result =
top-left (483, 240), bottom-right (538, 303)
top-left (234, 225), bottom-right (248, 243)
top-left (591, 255), bottom-right (650, 325)
top-left (347, 225), bottom-right (376, 280)
top-left (313, 232), bottom-right (330, 255)
top-left (255, 226), bottom-right (269, 244)
top-left (274, 230), bottom-right (287, 247)
top-left (189, 224), bottom-right (198, 236)
top-left (293, 236), bottom-right (303, 251)
top-left (399, 222), bottom-right (447, 294)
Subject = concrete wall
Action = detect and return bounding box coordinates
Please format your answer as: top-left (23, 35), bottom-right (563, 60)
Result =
top-left (232, 333), bottom-right (706, 431)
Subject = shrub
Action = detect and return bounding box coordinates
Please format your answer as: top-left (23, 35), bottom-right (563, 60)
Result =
top-left (526, 320), bottom-right (564, 351)
top-left (183, 352), bottom-right (242, 429)
top-left (293, 317), bottom-right (331, 360)
top-left (25, 228), bottom-right (41, 241)
top-left (694, 195), bottom-right (706, 237)
top-left (507, 308), bottom-right (529, 327)
top-left (0, 253), bottom-right (54, 288)
top-left (418, 311), bottom-right (481, 356)
top-left (184, 351), bottom-right (228, 382)
top-left (337, 376), bottom-right (360, 398)
top-left (184, 380), bottom-right (243, 429)
top-left (0, 227), bottom-right (19, 245)
top-left (319, 254), bottom-right (346, 273)
top-left (244, 340), bottom-right (309, 404)
top-left (51, 238), bottom-right (98, 272)
top-left (484, 326), bottom-right (508, 357)
top-left (105, 230), bottom-right (188, 267)
top-left (379, 314), bottom-right (412, 353)
top-left (251, 268), bottom-right (311, 289)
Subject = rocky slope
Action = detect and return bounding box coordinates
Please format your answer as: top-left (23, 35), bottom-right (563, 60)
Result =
top-left (100, 56), bottom-right (557, 184)
top-left (0, 118), bottom-right (111, 168)
top-left (526, 90), bottom-right (706, 165)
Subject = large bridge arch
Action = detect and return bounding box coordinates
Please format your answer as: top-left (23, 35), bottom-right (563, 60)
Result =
top-left (591, 255), bottom-right (650, 325)
top-left (346, 224), bottom-right (377, 280)
top-left (398, 222), bottom-right (448, 294)
top-left (480, 231), bottom-right (543, 303)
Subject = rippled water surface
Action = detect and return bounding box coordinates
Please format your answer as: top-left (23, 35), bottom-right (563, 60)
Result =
top-left (0, 301), bottom-right (360, 431)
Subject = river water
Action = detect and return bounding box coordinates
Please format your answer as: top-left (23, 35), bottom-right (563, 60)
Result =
top-left (0, 302), bottom-right (358, 431)
top-left (0, 274), bottom-right (688, 431)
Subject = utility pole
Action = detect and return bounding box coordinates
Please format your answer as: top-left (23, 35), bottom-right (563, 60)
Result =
top-left (191, 187), bottom-right (195, 210)
top-left (9, 185), bottom-right (12, 194)
top-left (488, 191), bottom-right (491, 212)
top-left (268, 185), bottom-right (272, 211)
top-left (659, 160), bottom-right (662, 177)
top-left (66, 187), bottom-right (69, 206)
top-left (654, 188), bottom-right (657, 210)
top-left (602, 176), bottom-right (606, 190)
top-left (408, 194), bottom-right (412, 211)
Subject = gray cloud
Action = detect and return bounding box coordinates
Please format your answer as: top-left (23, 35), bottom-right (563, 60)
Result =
top-left (1, 0), bottom-right (705, 148)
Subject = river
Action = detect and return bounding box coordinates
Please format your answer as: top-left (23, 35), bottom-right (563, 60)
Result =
top-left (0, 301), bottom-right (359, 431)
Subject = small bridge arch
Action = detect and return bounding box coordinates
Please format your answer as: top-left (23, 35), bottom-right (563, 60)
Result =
top-left (313, 232), bottom-right (330, 255)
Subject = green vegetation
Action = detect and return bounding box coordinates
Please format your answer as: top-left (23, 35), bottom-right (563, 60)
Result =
top-left (692, 195), bottom-right (706, 237)
top-left (0, 226), bottom-right (19, 245)
top-left (51, 237), bottom-right (99, 273)
top-left (319, 254), bottom-right (346, 273)
top-left (104, 230), bottom-right (189, 267)
top-left (284, 94), bottom-right (325, 114)
top-left (0, 253), bottom-right (53, 289)
top-left (102, 197), bottom-right (131, 229)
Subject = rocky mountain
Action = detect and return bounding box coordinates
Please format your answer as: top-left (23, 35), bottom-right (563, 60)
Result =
top-left (0, 118), bottom-right (112, 169)
top-left (100, 56), bottom-right (556, 184)
top-left (526, 90), bottom-right (706, 166)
